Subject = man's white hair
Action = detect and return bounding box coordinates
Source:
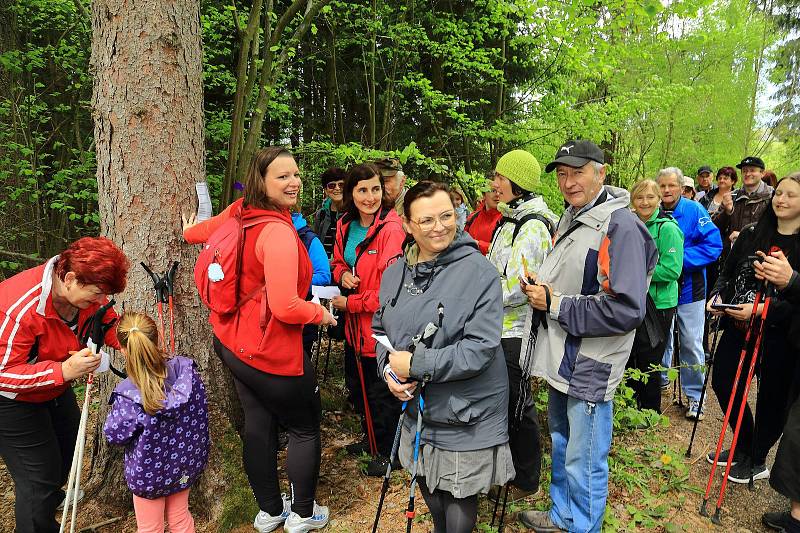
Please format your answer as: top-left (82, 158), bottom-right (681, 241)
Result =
top-left (657, 166), bottom-right (683, 182)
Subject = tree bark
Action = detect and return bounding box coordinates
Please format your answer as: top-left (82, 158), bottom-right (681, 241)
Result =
top-left (89, 0), bottom-right (239, 521)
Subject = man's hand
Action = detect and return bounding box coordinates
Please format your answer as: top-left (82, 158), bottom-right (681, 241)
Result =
top-left (523, 282), bottom-right (554, 312)
top-left (729, 230), bottom-right (740, 244)
top-left (62, 347), bottom-right (101, 382)
top-left (389, 350), bottom-right (413, 379)
top-left (341, 272), bottom-right (360, 289)
top-left (706, 297), bottom-right (724, 317)
top-left (754, 249), bottom-right (794, 289)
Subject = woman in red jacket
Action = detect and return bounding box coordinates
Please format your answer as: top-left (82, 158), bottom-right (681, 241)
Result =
top-left (330, 163), bottom-right (405, 476)
top-left (0, 237), bottom-right (128, 533)
top-left (183, 147), bottom-right (336, 533)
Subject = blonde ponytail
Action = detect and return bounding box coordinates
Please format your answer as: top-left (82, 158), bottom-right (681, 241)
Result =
top-left (116, 312), bottom-right (167, 415)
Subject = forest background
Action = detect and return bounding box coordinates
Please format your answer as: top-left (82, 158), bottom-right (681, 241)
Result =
top-left (1, 0), bottom-right (799, 269)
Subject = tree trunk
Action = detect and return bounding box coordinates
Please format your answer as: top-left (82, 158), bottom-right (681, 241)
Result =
top-left (89, 0), bottom-right (240, 522)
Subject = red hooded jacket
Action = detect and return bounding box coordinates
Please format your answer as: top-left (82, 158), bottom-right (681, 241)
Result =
top-left (464, 200), bottom-right (503, 255)
top-left (184, 199), bottom-right (323, 376)
top-left (0, 258), bottom-right (119, 403)
top-left (331, 207), bottom-right (405, 358)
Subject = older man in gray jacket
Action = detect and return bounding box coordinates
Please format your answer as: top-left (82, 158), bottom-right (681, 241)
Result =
top-left (518, 140), bottom-right (658, 533)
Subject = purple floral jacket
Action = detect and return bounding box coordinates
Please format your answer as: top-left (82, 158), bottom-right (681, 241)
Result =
top-left (103, 356), bottom-right (209, 499)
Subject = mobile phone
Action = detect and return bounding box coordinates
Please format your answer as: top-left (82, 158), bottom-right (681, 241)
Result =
top-left (518, 275), bottom-right (532, 287)
top-left (747, 255), bottom-right (760, 264)
top-left (711, 302), bottom-right (743, 311)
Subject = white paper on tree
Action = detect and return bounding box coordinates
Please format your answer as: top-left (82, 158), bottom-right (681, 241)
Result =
top-left (195, 182), bottom-right (213, 222)
top-left (311, 285), bottom-right (341, 300)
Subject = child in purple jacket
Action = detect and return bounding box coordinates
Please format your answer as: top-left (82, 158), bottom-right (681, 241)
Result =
top-left (104, 311), bottom-right (209, 533)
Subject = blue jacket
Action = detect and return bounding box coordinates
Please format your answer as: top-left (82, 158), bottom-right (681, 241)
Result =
top-left (292, 213), bottom-right (331, 286)
top-left (665, 197), bottom-right (722, 304)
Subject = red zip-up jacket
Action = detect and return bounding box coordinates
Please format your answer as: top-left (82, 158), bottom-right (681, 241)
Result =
top-left (184, 199), bottom-right (323, 376)
top-left (331, 207), bottom-right (405, 358)
top-left (464, 200), bottom-right (503, 255)
top-left (0, 258), bottom-right (120, 403)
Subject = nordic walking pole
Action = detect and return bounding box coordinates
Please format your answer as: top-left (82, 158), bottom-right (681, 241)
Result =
top-left (373, 320), bottom-right (440, 533)
top-left (711, 286), bottom-right (772, 525)
top-left (165, 262), bottom-right (178, 355)
top-left (141, 263), bottom-right (167, 349)
top-left (673, 319), bottom-right (684, 407)
top-left (60, 299), bottom-right (116, 533)
top-left (700, 287), bottom-right (765, 517)
top-left (686, 313), bottom-right (722, 457)
top-left (322, 335), bottom-right (332, 383)
top-left (406, 391), bottom-right (425, 533)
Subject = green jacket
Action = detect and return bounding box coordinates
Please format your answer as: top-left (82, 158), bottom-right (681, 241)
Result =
top-left (644, 208), bottom-right (684, 309)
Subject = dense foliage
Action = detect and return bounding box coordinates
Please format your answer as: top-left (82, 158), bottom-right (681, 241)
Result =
top-left (0, 0), bottom-right (795, 273)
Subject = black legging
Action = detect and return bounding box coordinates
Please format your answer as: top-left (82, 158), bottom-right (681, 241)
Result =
top-left (215, 337), bottom-right (321, 518)
top-left (711, 323), bottom-right (797, 464)
top-left (343, 343), bottom-right (401, 457)
top-left (627, 307), bottom-right (676, 413)
top-left (501, 337), bottom-right (541, 492)
top-left (0, 386), bottom-right (80, 533)
top-left (418, 477), bottom-right (478, 533)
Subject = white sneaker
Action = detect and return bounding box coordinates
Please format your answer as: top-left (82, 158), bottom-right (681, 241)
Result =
top-left (253, 493), bottom-right (291, 533)
top-left (56, 487), bottom-right (84, 511)
top-left (283, 501), bottom-right (329, 533)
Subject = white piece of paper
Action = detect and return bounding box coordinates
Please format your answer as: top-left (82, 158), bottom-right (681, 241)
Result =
top-left (312, 285), bottom-right (341, 300)
top-left (195, 182), bottom-right (213, 222)
top-left (372, 334), bottom-right (396, 354)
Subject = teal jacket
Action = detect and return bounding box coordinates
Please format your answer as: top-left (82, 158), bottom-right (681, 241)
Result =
top-left (644, 208), bottom-right (684, 309)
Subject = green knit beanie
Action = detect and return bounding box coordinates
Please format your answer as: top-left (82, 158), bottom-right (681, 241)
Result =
top-left (495, 150), bottom-right (541, 192)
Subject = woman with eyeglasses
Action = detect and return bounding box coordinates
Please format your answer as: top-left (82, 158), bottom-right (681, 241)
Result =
top-left (313, 168), bottom-right (347, 260)
top-left (330, 163), bottom-right (406, 476)
top-left (375, 181), bottom-right (513, 533)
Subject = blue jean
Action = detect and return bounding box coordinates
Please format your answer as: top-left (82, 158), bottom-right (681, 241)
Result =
top-left (547, 386), bottom-right (613, 533)
top-left (660, 299), bottom-right (705, 402)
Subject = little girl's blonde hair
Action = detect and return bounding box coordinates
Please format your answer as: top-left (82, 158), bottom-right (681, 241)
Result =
top-left (116, 312), bottom-right (167, 415)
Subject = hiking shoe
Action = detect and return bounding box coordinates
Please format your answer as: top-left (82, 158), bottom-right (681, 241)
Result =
top-left (56, 487), bottom-right (84, 511)
top-left (762, 510), bottom-right (800, 531)
top-left (363, 455), bottom-right (400, 477)
top-left (686, 400), bottom-right (705, 421)
top-left (284, 501), bottom-right (329, 533)
top-left (727, 459), bottom-right (769, 484)
top-left (517, 510), bottom-right (566, 532)
top-left (253, 493), bottom-right (291, 533)
top-left (345, 438), bottom-right (370, 456)
top-left (706, 448), bottom-right (741, 467)
top-left (487, 484), bottom-right (538, 503)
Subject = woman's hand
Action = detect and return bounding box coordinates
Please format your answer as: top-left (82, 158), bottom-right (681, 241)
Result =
top-left (330, 295), bottom-right (348, 311)
top-left (320, 308), bottom-right (338, 327)
top-left (722, 191), bottom-right (734, 214)
top-left (62, 347), bottom-right (101, 382)
top-left (385, 372), bottom-right (417, 401)
top-left (754, 250), bottom-right (794, 289)
top-left (389, 350), bottom-right (413, 379)
top-left (706, 297), bottom-right (724, 317)
top-left (181, 212), bottom-right (198, 233)
top-left (341, 272), bottom-right (360, 290)
top-left (725, 302), bottom-right (755, 322)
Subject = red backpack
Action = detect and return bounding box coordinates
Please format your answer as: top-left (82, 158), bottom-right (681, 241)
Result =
top-left (194, 204), bottom-right (269, 315)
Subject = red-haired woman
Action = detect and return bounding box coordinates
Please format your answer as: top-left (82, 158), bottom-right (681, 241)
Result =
top-left (184, 147), bottom-right (337, 533)
top-left (0, 237), bottom-right (129, 533)
top-left (330, 163), bottom-right (406, 476)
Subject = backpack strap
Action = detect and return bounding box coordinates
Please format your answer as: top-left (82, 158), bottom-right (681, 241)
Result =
top-left (498, 213), bottom-right (555, 277)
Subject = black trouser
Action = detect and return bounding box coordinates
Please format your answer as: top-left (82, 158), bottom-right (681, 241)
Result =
top-left (418, 477), bottom-right (478, 533)
top-left (0, 387), bottom-right (80, 533)
top-left (215, 337), bottom-right (321, 518)
top-left (502, 337), bottom-right (541, 492)
top-left (772, 390), bottom-right (800, 502)
top-left (343, 343), bottom-right (400, 457)
top-left (711, 324), bottom-right (796, 464)
top-left (627, 307), bottom-right (676, 413)
top-left (302, 323), bottom-right (318, 357)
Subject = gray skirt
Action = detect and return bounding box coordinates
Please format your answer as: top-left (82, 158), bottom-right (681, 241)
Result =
top-left (398, 424), bottom-right (515, 499)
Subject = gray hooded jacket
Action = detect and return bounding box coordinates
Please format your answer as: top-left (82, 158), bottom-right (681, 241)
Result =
top-left (373, 230), bottom-right (509, 451)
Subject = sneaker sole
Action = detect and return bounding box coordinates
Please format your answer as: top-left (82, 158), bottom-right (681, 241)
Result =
top-left (706, 455), bottom-right (737, 467)
top-left (727, 468), bottom-right (770, 484)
